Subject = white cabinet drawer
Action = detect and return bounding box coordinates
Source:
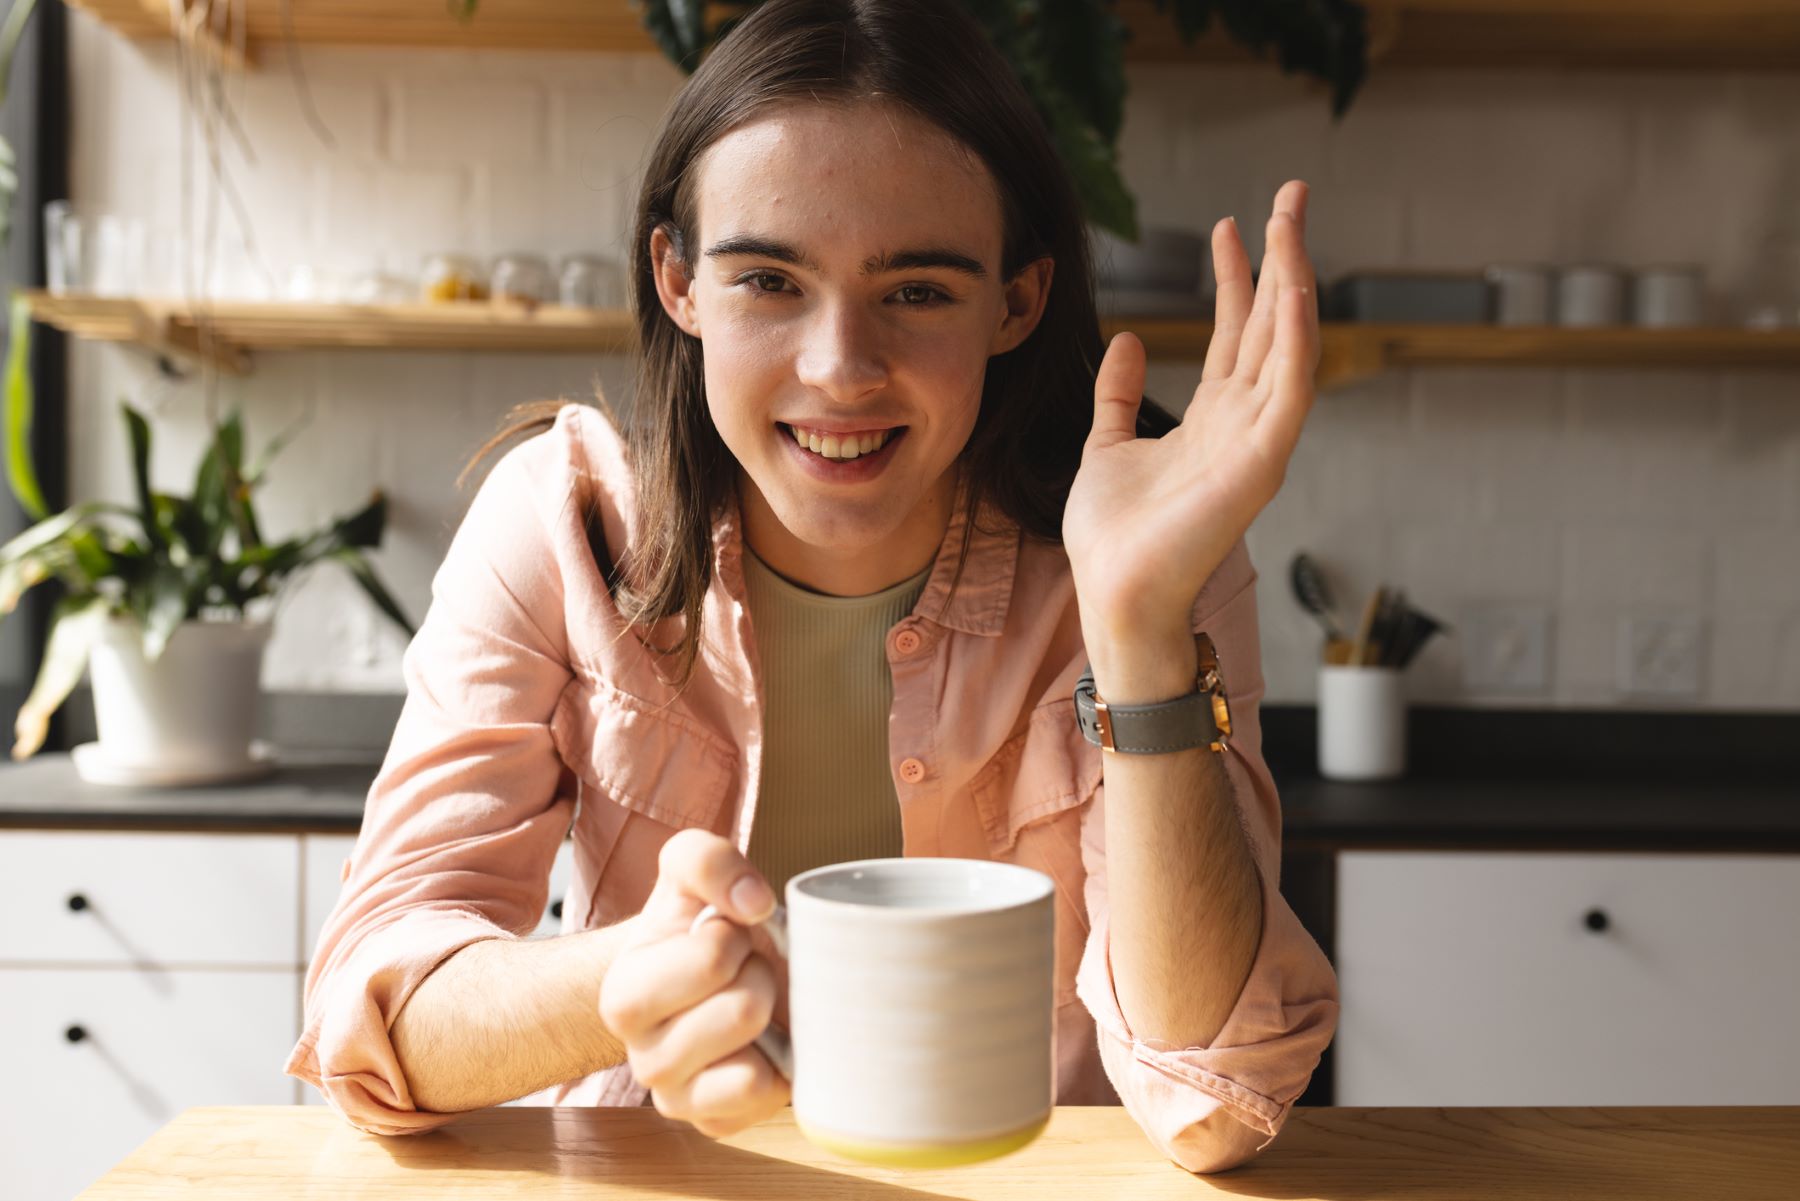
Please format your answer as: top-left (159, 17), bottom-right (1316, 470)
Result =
top-left (0, 966), bottom-right (300, 1201)
top-left (302, 834), bottom-right (577, 962)
top-left (1336, 851), bottom-right (1800, 1106)
top-left (302, 833), bottom-right (360, 963)
top-left (0, 831), bottom-right (299, 967)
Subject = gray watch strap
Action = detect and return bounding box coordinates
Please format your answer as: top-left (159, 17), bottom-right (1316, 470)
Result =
top-left (1073, 664), bottom-right (1223, 755)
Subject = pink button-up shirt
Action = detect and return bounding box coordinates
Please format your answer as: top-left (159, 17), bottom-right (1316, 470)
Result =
top-left (283, 402), bottom-right (1338, 1174)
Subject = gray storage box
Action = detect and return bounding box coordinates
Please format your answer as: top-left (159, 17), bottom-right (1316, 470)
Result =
top-left (1324, 271), bottom-right (1494, 323)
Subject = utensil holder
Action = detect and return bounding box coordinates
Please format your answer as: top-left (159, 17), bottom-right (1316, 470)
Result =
top-left (1318, 664), bottom-right (1407, 780)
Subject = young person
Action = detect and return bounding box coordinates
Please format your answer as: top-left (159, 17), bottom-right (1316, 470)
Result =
top-left (286, 0), bottom-right (1337, 1175)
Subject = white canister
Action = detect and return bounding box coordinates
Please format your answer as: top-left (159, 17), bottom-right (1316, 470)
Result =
top-left (1483, 263), bottom-right (1554, 325)
top-left (1632, 264), bottom-right (1705, 327)
top-left (1556, 265), bottom-right (1627, 327)
top-left (1318, 664), bottom-right (1408, 780)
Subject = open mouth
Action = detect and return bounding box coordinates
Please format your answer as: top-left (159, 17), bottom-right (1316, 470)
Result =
top-left (779, 422), bottom-right (906, 461)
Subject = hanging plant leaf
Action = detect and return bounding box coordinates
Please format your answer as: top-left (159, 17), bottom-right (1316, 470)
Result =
top-left (4, 293), bottom-right (48, 521)
top-left (11, 592), bottom-right (111, 761)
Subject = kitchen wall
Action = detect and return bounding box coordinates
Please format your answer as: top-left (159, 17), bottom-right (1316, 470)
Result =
top-left (62, 11), bottom-right (1800, 711)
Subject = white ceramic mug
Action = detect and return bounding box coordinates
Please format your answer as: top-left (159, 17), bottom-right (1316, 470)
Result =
top-left (1631, 265), bottom-right (1705, 327)
top-left (1318, 664), bottom-right (1408, 780)
top-left (1556, 265), bottom-right (1627, 327)
top-left (1484, 263), bottom-right (1554, 325)
top-left (689, 856), bottom-right (1055, 1168)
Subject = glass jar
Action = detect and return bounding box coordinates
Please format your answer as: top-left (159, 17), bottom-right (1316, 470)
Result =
top-left (421, 253), bottom-right (488, 303)
top-left (490, 253), bottom-right (553, 306)
top-left (558, 254), bottom-right (627, 309)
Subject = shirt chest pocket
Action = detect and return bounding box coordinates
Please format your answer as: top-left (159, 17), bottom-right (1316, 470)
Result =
top-left (970, 697), bottom-right (1102, 858)
top-left (550, 677), bottom-right (740, 922)
top-left (552, 677), bottom-right (739, 830)
top-left (969, 697), bottom-right (1103, 1002)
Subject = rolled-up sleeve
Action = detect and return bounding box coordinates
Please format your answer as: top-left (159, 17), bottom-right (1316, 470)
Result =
top-left (1073, 538), bottom-right (1340, 1174)
top-left (283, 421), bottom-right (585, 1135)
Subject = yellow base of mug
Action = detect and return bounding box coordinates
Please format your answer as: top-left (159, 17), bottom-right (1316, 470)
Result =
top-left (797, 1113), bottom-right (1050, 1169)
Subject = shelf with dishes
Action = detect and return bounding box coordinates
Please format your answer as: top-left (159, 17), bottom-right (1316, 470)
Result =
top-left (23, 290), bottom-right (1800, 388)
top-left (60, 0), bottom-right (1800, 73)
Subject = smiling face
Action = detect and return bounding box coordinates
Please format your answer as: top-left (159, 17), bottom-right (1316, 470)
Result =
top-left (649, 99), bottom-right (1050, 596)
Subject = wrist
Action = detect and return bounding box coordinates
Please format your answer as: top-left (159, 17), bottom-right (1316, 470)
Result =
top-left (1083, 624), bottom-right (1200, 705)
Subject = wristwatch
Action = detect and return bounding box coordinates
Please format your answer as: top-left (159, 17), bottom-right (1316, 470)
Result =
top-left (1074, 633), bottom-right (1232, 755)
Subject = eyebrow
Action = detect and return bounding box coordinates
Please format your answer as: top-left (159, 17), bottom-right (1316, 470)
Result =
top-left (703, 234), bottom-right (989, 281)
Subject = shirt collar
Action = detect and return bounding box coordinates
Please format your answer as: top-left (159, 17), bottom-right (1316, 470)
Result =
top-left (714, 482), bottom-right (1020, 638)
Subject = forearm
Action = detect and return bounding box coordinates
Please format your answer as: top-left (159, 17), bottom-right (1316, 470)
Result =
top-left (1087, 630), bottom-right (1264, 1050)
top-left (390, 917), bottom-right (637, 1114)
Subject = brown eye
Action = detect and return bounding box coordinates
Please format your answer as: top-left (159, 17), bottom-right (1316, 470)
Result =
top-left (897, 284), bottom-right (948, 306)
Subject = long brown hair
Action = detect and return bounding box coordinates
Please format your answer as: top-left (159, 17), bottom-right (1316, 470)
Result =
top-left (462, 0), bottom-right (1175, 687)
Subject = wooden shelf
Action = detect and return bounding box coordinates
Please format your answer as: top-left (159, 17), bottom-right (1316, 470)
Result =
top-left (20, 291), bottom-right (638, 375)
top-left (60, 0), bottom-right (1800, 73)
top-left (25, 290), bottom-right (1800, 388)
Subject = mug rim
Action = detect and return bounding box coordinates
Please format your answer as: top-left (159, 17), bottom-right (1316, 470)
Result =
top-left (785, 856), bottom-right (1052, 917)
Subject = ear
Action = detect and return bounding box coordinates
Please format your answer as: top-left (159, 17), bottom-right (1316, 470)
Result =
top-left (649, 224), bottom-right (702, 338)
top-left (988, 255), bottom-right (1053, 356)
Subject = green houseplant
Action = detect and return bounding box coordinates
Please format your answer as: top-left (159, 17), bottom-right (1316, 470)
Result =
top-left (0, 296), bottom-right (415, 768)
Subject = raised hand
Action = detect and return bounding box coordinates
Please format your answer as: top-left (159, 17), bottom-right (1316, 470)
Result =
top-left (1063, 180), bottom-right (1321, 683)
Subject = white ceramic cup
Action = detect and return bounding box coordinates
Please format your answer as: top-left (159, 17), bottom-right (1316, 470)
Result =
top-left (1484, 263), bottom-right (1554, 325)
top-left (1556, 265), bottom-right (1627, 326)
top-left (1317, 664), bottom-right (1408, 780)
top-left (690, 856), bottom-right (1055, 1168)
top-left (1631, 265), bottom-right (1705, 327)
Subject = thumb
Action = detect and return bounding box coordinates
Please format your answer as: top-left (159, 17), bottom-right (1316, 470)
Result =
top-left (642, 829), bottom-right (776, 934)
top-left (1090, 331), bottom-right (1146, 451)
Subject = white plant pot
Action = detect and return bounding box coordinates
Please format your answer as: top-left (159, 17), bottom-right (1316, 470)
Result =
top-left (84, 612), bottom-right (273, 781)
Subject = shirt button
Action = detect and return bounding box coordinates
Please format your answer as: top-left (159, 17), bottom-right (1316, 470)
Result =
top-left (894, 629), bottom-right (923, 655)
top-left (899, 757), bottom-right (927, 784)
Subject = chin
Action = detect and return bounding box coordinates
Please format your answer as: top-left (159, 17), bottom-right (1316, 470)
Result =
top-left (771, 493), bottom-right (908, 552)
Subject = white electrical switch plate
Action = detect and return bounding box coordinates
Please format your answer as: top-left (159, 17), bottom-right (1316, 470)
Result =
top-left (1461, 603), bottom-right (1552, 695)
top-left (1616, 615), bottom-right (1704, 700)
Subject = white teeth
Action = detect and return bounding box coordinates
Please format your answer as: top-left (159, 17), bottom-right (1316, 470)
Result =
top-left (787, 425), bottom-right (894, 460)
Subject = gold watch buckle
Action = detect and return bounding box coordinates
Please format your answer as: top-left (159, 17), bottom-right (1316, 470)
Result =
top-left (1197, 633), bottom-right (1232, 754)
top-left (1092, 696), bottom-right (1116, 752)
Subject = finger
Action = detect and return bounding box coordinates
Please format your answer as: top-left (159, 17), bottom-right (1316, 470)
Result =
top-left (1257, 284), bottom-right (1320, 453)
top-left (632, 951), bottom-right (779, 1095)
top-left (600, 916), bottom-right (753, 1042)
top-left (1232, 211), bottom-right (1294, 386)
top-left (1089, 331), bottom-right (1146, 451)
top-left (682, 1044), bottom-right (791, 1138)
top-left (1202, 215), bottom-right (1253, 382)
top-left (1232, 182), bottom-right (1312, 384)
top-left (643, 828), bottom-right (777, 931)
top-left (1252, 192), bottom-right (1318, 397)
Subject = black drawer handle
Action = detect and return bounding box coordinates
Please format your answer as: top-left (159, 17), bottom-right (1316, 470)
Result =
top-left (550, 900), bottom-right (564, 920)
top-left (67, 893), bottom-right (89, 913)
top-left (1584, 907), bottom-right (1610, 933)
top-left (65, 1025), bottom-right (88, 1044)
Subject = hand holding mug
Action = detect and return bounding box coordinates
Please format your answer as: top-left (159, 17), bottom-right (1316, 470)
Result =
top-left (597, 829), bottom-right (791, 1139)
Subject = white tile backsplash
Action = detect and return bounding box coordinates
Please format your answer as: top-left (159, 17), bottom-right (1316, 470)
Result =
top-left (60, 9), bottom-right (1800, 709)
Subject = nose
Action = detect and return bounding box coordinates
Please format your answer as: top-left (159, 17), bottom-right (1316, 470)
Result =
top-left (793, 299), bottom-right (888, 405)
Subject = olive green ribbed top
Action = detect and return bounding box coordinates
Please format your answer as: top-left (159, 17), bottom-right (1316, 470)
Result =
top-left (741, 542), bottom-right (932, 901)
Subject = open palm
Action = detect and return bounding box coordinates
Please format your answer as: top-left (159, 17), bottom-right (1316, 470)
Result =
top-left (1063, 180), bottom-right (1321, 644)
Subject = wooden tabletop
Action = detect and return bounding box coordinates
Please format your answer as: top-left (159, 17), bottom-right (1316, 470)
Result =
top-left (76, 1104), bottom-right (1799, 1199)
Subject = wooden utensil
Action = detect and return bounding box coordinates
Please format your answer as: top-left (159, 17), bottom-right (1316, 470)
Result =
top-left (1349, 586), bottom-right (1386, 666)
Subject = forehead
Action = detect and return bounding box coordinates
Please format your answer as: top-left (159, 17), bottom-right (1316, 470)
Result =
top-left (690, 100), bottom-right (1004, 264)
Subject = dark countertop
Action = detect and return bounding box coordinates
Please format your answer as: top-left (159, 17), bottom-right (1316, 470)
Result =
top-left (1275, 773), bottom-right (1800, 852)
top-left (3, 746), bottom-right (1796, 851)
top-left (0, 752), bottom-right (373, 833)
